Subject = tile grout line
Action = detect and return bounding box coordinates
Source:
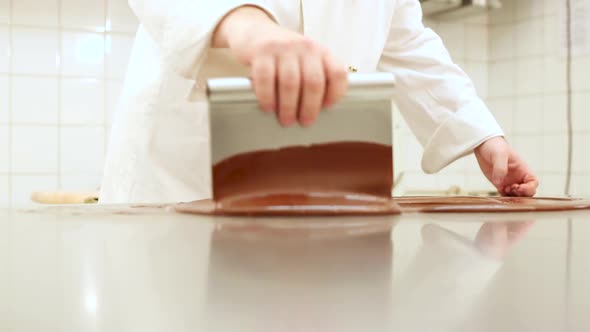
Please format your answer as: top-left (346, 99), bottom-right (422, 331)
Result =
top-left (0, 72), bottom-right (122, 80)
top-left (57, 0), bottom-right (62, 190)
top-left (462, 18), bottom-right (470, 178)
top-left (104, 0), bottom-right (109, 165)
top-left (7, 0), bottom-right (12, 207)
top-left (0, 22), bottom-right (135, 36)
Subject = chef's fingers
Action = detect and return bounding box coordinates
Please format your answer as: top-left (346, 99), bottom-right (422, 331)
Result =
top-left (491, 147), bottom-right (509, 188)
top-left (322, 52), bottom-right (348, 108)
top-left (299, 49), bottom-right (326, 127)
top-left (514, 174), bottom-right (539, 197)
top-left (277, 53), bottom-right (301, 127)
top-left (251, 54), bottom-right (277, 113)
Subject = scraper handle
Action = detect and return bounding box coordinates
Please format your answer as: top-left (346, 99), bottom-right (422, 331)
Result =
top-left (207, 72), bottom-right (395, 103)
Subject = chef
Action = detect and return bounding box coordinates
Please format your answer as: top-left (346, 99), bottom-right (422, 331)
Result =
top-left (100, 0), bottom-right (539, 203)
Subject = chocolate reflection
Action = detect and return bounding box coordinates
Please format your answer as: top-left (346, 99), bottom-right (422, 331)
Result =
top-left (202, 217), bottom-right (395, 332)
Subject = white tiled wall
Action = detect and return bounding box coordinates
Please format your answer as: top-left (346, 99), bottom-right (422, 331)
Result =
top-left (399, 0), bottom-right (590, 197)
top-left (0, 0), bottom-right (137, 207)
top-left (488, 0), bottom-right (590, 196)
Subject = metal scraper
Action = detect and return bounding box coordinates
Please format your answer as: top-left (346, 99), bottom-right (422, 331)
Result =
top-left (206, 72), bottom-right (396, 205)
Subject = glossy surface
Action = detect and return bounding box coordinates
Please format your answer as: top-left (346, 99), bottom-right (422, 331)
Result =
top-left (174, 194), bottom-right (402, 216)
top-left (1, 205), bottom-right (590, 331)
top-left (213, 142), bottom-right (393, 201)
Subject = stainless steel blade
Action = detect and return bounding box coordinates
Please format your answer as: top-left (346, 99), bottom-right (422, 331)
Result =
top-left (207, 72), bottom-right (396, 200)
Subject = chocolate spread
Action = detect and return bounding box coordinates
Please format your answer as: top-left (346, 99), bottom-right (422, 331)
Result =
top-left (172, 142), bottom-right (590, 216)
top-left (175, 141), bottom-right (402, 216)
top-left (213, 141), bottom-right (393, 200)
top-left (394, 196), bottom-right (590, 213)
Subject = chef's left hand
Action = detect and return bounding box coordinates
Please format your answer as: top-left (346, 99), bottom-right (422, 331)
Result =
top-left (474, 137), bottom-right (539, 197)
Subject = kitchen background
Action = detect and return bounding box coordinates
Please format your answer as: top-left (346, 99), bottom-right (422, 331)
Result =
top-left (0, 0), bottom-right (588, 206)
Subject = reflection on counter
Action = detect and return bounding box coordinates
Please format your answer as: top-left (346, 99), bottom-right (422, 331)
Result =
top-left (3, 206), bottom-right (589, 332)
top-left (199, 216), bottom-right (533, 332)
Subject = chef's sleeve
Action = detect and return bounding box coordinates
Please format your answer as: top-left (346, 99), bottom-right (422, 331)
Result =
top-left (377, 0), bottom-right (504, 174)
top-left (128, 0), bottom-right (276, 80)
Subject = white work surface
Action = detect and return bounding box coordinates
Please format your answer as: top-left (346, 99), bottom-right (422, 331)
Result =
top-left (1, 204), bottom-right (589, 332)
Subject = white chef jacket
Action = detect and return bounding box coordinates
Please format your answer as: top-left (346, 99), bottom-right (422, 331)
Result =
top-left (99, 0), bottom-right (504, 204)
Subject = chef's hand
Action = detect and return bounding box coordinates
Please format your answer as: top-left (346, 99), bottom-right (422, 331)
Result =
top-left (475, 137), bottom-right (539, 197)
top-left (474, 221), bottom-right (535, 259)
top-left (213, 5), bottom-right (348, 127)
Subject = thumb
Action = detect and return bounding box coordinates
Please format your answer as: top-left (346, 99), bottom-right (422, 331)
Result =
top-left (491, 147), bottom-right (509, 187)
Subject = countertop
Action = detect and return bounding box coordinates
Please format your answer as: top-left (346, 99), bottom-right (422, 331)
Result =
top-left (1, 204), bottom-right (589, 332)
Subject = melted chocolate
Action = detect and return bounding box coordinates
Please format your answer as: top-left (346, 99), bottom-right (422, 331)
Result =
top-left (189, 141), bottom-right (401, 216)
top-left (174, 193), bottom-right (402, 216)
top-left (173, 196), bottom-right (590, 216)
top-left (394, 196), bottom-right (590, 213)
top-left (213, 141), bottom-right (393, 200)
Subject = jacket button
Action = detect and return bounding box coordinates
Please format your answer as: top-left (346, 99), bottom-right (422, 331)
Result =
top-left (348, 65), bottom-right (358, 73)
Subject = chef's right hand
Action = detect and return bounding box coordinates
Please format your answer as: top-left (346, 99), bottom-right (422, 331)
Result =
top-left (213, 5), bottom-right (349, 127)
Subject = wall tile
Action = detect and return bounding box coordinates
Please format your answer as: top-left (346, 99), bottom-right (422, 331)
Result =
top-left (542, 134), bottom-right (568, 173)
top-left (11, 126), bottom-right (58, 173)
top-left (515, 0), bottom-right (544, 20)
top-left (0, 124), bottom-right (8, 172)
top-left (516, 57), bottom-right (544, 95)
top-left (489, 60), bottom-right (516, 97)
top-left (61, 32), bottom-right (105, 77)
top-left (570, 175), bottom-right (590, 197)
top-left (105, 34), bottom-right (133, 79)
top-left (0, 26), bottom-right (8, 73)
top-left (544, 16), bottom-right (561, 56)
top-left (463, 13), bottom-right (489, 25)
top-left (465, 25), bottom-right (488, 60)
top-left (543, 56), bottom-right (567, 93)
top-left (60, 174), bottom-right (102, 191)
top-left (572, 92), bottom-right (590, 132)
top-left (512, 135), bottom-right (544, 174)
top-left (465, 173), bottom-right (496, 192)
top-left (423, 19), bottom-right (438, 30)
top-left (11, 175), bottom-right (58, 205)
top-left (572, 57), bottom-right (590, 92)
top-left (437, 22), bottom-right (465, 59)
top-left (107, 0), bottom-right (139, 33)
top-left (489, 0), bottom-right (515, 25)
top-left (487, 98), bottom-right (514, 135)
top-left (514, 97), bottom-right (543, 134)
top-left (444, 155), bottom-right (466, 173)
top-left (403, 134), bottom-right (423, 173)
top-left (543, 94), bottom-right (568, 133)
top-left (0, 175), bottom-right (8, 207)
top-left (12, 0), bottom-right (58, 27)
top-left (544, 0), bottom-right (563, 16)
top-left (0, 75), bottom-right (8, 123)
top-left (572, 134), bottom-right (590, 174)
top-left (537, 174), bottom-right (566, 197)
top-left (61, 78), bottom-right (104, 125)
top-left (490, 24), bottom-right (515, 60)
top-left (106, 80), bottom-right (123, 125)
top-left (463, 154), bottom-right (480, 174)
top-left (60, 127), bottom-right (104, 173)
top-left (516, 19), bottom-right (545, 57)
top-left (436, 172), bottom-right (467, 190)
top-left (0, 0), bottom-right (9, 23)
top-left (61, 0), bottom-right (105, 30)
top-left (11, 77), bottom-right (58, 124)
top-left (11, 28), bottom-right (59, 75)
top-left (401, 172), bottom-right (440, 192)
top-left (464, 61), bottom-right (488, 98)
